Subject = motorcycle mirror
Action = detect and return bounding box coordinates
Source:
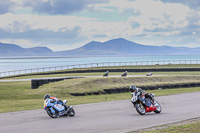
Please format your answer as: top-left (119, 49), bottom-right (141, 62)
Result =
top-left (63, 100), bottom-right (68, 104)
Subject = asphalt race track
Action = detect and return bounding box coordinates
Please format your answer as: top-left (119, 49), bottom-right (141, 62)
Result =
top-left (1, 92), bottom-right (200, 133)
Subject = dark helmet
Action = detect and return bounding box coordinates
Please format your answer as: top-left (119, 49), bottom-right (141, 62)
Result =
top-left (44, 94), bottom-right (51, 100)
top-left (129, 85), bottom-right (137, 92)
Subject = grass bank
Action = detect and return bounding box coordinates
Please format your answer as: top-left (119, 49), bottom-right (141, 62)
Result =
top-left (1, 71), bottom-right (200, 80)
top-left (134, 118), bottom-right (200, 133)
top-left (1, 75), bottom-right (200, 113)
top-left (38, 75), bottom-right (200, 93)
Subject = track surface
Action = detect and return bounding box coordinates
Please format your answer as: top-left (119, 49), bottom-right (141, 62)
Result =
top-left (1, 92), bottom-right (200, 133)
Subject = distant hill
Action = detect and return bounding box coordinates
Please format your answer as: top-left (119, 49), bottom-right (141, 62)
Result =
top-left (0, 42), bottom-right (54, 56)
top-left (56, 38), bottom-right (200, 56)
top-left (1, 38), bottom-right (200, 57)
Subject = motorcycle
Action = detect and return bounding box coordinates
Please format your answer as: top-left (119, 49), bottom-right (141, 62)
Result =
top-left (131, 92), bottom-right (161, 115)
top-left (44, 98), bottom-right (75, 118)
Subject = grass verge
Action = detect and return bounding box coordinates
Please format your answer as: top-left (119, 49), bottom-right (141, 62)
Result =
top-left (38, 75), bottom-right (200, 93)
top-left (1, 79), bottom-right (200, 113)
top-left (134, 118), bottom-right (200, 133)
top-left (1, 71), bottom-right (200, 80)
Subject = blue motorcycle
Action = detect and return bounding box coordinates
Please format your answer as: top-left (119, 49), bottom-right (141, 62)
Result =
top-left (44, 98), bottom-right (75, 118)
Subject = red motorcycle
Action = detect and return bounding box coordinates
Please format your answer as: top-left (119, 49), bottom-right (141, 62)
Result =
top-left (131, 93), bottom-right (161, 115)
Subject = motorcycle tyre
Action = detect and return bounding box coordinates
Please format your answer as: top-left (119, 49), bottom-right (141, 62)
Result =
top-left (154, 101), bottom-right (162, 114)
top-left (47, 108), bottom-right (58, 118)
top-left (135, 103), bottom-right (146, 115)
top-left (69, 108), bottom-right (75, 117)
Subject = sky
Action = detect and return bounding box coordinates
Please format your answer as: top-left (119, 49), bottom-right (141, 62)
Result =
top-left (0, 0), bottom-right (200, 51)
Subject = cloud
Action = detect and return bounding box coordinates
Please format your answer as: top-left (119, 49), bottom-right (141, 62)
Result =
top-left (109, 0), bottom-right (190, 32)
top-left (0, 0), bottom-right (110, 15)
top-left (0, 13), bottom-right (131, 41)
top-left (22, 0), bottom-right (109, 15)
top-left (0, 0), bottom-right (200, 50)
top-left (96, 0), bottom-right (200, 48)
top-left (160, 0), bottom-right (200, 9)
top-left (0, 0), bottom-right (16, 14)
top-left (0, 26), bottom-right (81, 40)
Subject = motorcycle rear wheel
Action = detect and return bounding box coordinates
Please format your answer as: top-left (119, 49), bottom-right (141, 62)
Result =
top-left (47, 108), bottom-right (58, 118)
top-left (135, 103), bottom-right (146, 115)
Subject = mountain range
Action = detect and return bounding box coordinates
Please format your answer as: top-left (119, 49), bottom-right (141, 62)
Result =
top-left (1, 38), bottom-right (200, 57)
top-left (0, 42), bottom-right (53, 56)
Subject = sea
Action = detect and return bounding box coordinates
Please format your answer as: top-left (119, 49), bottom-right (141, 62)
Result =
top-left (0, 55), bottom-right (200, 73)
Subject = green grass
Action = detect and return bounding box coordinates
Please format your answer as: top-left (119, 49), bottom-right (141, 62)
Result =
top-left (1, 75), bottom-right (200, 113)
top-left (37, 75), bottom-right (200, 93)
top-left (1, 71), bottom-right (200, 80)
top-left (136, 120), bottom-right (200, 133)
top-left (1, 65), bottom-right (200, 113)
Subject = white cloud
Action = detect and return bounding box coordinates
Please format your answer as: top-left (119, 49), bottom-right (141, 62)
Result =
top-left (0, 0), bottom-right (200, 50)
top-left (0, 13), bottom-right (95, 32)
top-left (107, 0), bottom-right (190, 34)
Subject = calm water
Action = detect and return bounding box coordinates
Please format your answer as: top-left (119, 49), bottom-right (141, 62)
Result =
top-left (0, 55), bottom-right (200, 72)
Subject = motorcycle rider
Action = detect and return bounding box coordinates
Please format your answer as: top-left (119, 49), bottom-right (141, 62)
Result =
top-left (44, 94), bottom-right (68, 110)
top-left (129, 85), bottom-right (155, 103)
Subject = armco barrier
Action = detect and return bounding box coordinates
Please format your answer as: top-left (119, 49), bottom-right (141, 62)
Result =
top-left (2, 67), bottom-right (200, 79)
top-left (31, 77), bottom-right (84, 89)
top-left (1, 60), bottom-right (200, 78)
top-left (69, 82), bottom-right (200, 96)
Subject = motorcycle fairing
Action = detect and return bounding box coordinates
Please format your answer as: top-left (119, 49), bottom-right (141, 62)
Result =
top-left (54, 104), bottom-right (65, 112)
top-left (146, 105), bottom-right (157, 112)
top-left (44, 99), bottom-right (65, 112)
top-left (140, 98), bottom-right (152, 107)
top-left (50, 107), bottom-right (56, 114)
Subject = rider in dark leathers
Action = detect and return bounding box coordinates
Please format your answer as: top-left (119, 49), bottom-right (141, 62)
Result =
top-left (129, 85), bottom-right (154, 103)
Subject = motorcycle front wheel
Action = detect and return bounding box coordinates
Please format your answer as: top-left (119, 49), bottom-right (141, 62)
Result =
top-left (154, 101), bottom-right (162, 113)
top-left (47, 108), bottom-right (58, 118)
top-left (135, 103), bottom-right (146, 115)
top-left (69, 108), bottom-right (75, 117)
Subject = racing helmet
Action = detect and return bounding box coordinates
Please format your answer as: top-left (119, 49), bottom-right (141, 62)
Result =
top-left (44, 94), bottom-right (51, 100)
top-left (129, 85), bottom-right (137, 92)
